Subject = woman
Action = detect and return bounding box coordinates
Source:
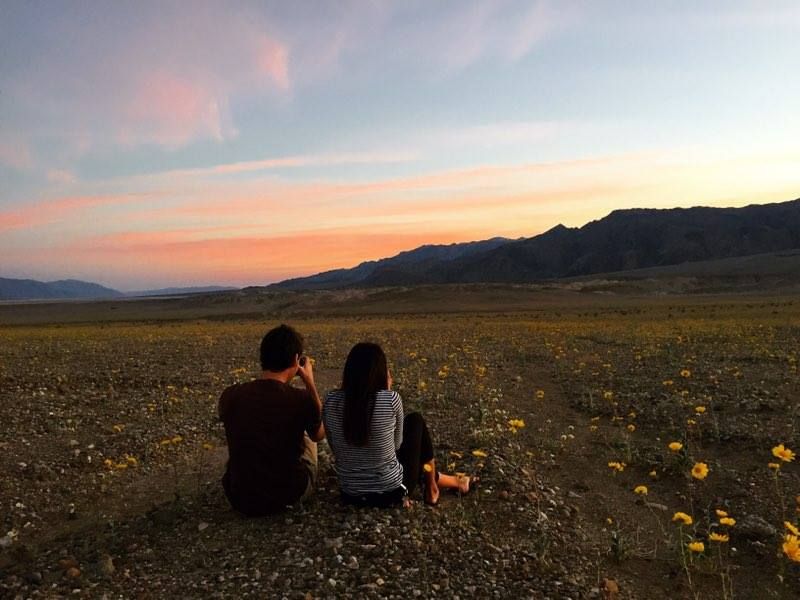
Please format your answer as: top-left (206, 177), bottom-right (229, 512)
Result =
top-left (323, 342), bottom-right (473, 507)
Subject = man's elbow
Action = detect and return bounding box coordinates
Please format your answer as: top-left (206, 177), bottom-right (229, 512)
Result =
top-left (310, 424), bottom-right (326, 442)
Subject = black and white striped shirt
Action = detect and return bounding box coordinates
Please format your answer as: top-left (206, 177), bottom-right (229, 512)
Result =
top-left (322, 389), bottom-right (404, 495)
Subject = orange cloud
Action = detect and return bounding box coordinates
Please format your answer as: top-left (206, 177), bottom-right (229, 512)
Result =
top-left (0, 195), bottom-right (144, 232)
top-left (67, 228), bottom-right (481, 284)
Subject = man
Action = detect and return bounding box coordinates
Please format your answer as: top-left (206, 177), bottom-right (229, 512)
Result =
top-left (219, 324), bottom-right (324, 516)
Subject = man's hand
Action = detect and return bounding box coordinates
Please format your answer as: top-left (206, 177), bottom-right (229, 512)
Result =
top-left (297, 355), bottom-right (315, 387)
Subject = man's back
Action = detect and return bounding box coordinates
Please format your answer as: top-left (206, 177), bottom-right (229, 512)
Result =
top-left (219, 378), bottom-right (319, 516)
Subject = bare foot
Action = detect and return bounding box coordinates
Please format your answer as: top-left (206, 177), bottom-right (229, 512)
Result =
top-left (456, 474), bottom-right (474, 494)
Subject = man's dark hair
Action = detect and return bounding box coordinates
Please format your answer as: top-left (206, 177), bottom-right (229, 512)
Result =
top-left (260, 324), bottom-right (304, 371)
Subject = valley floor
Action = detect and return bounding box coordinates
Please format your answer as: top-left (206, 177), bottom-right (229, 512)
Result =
top-left (1, 291), bottom-right (799, 598)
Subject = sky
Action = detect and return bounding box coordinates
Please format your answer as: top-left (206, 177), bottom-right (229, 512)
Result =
top-left (1, 1), bottom-right (799, 290)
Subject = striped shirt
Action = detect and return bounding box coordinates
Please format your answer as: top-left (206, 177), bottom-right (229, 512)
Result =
top-left (322, 389), bottom-right (404, 495)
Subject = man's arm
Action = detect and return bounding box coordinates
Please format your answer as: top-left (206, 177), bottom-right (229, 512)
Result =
top-left (297, 358), bottom-right (325, 442)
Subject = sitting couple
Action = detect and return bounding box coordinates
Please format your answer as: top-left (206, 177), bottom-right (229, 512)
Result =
top-left (219, 324), bottom-right (473, 516)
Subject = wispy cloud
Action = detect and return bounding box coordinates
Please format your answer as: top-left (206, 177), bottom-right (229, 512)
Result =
top-left (0, 194), bottom-right (146, 232)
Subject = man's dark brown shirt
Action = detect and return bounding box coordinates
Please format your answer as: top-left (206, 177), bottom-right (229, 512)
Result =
top-left (219, 378), bottom-right (321, 516)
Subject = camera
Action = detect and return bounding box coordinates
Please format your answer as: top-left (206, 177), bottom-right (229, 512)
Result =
top-left (298, 356), bottom-right (307, 367)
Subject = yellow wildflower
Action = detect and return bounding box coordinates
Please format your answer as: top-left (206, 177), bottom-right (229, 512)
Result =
top-left (709, 532), bottom-right (729, 543)
top-left (680, 369), bottom-right (691, 378)
top-left (112, 424), bottom-right (125, 433)
top-left (783, 534), bottom-right (800, 562)
top-left (715, 509), bottom-right (728, 518)
top-left (472, 449), bottom-right (488, 458)
top-left (508, 419), bottom-right (526, 429)
top-left (769, 462), bottom-right (781, 471)
top-left (589, 425), bottom-right (598, 432)
top-left (691, 462), bottom-right (709, 480)
top-left (423, 463), bottom-right (433, 473)
top-left (785, 522), bottom-right (800, 536)
top-left (633, 485), bottom-right (648, 495)
top-left (662, 380), bottom-right (674, 386)
top-left (773, 444), bottom-right (796, 463)
top-left (603, 391), bottom-right (614, 400)
top-left (694, 406), bottom-right (706, 414)
top-left (627, 424), bottom-right (636, 432)
top-left (607, 461), bottom-right (625, 473)
top-left (687, 541), bottom-right (704, 553)
top-left (720, 517), bottom-right (736, 527)
top-left (535, 390), bottom-right (545, 400)
top-left (171, 435), bottom-right (183, 444)
top-left (649, 470), bottom-right (657, 478)
top-left (686, 418), bottom-right (697, 426)
top-left (202, 443), bottom-right (214, 450)
top-left (673, 512), bottom-right (693, 526)
top-left (103, 458), bottom-right (114, 468)
top-left (124, 454), bottom-right (138, 467)
top-left (668, 442), bottom-right (683, 452)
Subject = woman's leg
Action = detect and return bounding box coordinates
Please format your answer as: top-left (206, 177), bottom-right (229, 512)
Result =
top-left (397, 412), bottom-right (474, 503)
top-left (397, 412), bottom-right (437, 501)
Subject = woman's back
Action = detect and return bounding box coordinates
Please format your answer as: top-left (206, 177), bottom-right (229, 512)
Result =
top-left (323, 388), bottom-right (404, 495)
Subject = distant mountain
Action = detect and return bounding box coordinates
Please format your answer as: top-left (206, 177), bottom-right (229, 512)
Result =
top-left (271, 237), bottom-right (514, 290)
top-left (0, 278), bottom-right (123, 300)
top-left (0, 279), bottom-right (237, 301)
top-left (271, 198), bottom-right (800, 289)
top-left (126, 286), bottom-right (238, 297)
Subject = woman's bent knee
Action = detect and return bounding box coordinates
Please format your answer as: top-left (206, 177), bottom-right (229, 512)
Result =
top-left (404, 412), bottom-right (424, 427)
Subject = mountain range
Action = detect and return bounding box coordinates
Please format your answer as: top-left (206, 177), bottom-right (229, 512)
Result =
top-left (0, 279), bottom-right (235, 301)
top-left (271, 198), bottom-right (800, 289)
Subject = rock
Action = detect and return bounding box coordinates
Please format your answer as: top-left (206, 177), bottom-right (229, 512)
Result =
top-left (346, 556), bottom-right (359, 570)
top-left (98, 555), bottom-right (115, 577)
top-left (602, 578), bottom-right (619, 599)
top-left (58, 558), bottom-right (79, 570)
top-left (65, 567), bottom-right (81, 579)
top-left (198, 522), bottom-right (209, 532)
top-left (645, 502), bottom-right (669, 512)
top-left (738, 514), bottom-right (778, 540)
top-left (25, 571), bottom-right (43, 585)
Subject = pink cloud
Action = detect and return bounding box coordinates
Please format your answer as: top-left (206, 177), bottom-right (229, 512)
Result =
top-left (258, 35), bottom-right (290, 90)
top-left (120, 70), bottom-right (232, 146)
top-left (0, 194), bottom-right (143, 232)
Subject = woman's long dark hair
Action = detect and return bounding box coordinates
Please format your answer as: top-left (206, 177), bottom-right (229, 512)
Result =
top-left (342, 342), bottom-right (389, 447)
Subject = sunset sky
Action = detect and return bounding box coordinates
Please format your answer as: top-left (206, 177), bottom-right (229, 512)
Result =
top-left (1, 1), bottom-right (799, 290)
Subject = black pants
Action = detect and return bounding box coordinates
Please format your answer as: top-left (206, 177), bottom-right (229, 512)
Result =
top-left (397, 412), bottom-right (438, 495)
top-left (341, 412), bottom-right (437, 507)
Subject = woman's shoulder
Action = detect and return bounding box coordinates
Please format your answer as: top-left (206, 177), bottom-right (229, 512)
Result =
top-left (375, 389), bottom-right (402, 406)
top-left (324, 388), bottom-right (345, 400)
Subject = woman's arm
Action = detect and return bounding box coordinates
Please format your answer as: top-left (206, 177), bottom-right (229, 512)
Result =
top-left (394, 391), bottom-right (404, 451)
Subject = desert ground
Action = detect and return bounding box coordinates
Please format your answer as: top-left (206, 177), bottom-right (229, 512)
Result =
top-left (1, 286), bottom-right (799, 599)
